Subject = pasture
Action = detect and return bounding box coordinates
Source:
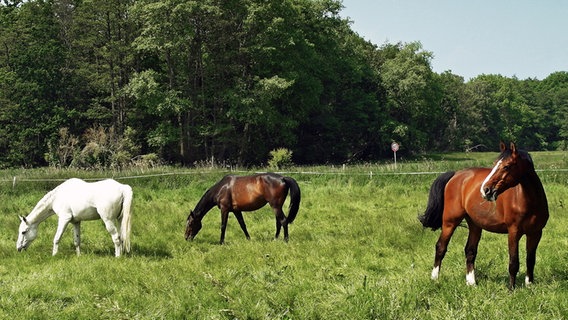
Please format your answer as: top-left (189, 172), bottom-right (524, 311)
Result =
top-left (0, 151), bottom-right (567, 319)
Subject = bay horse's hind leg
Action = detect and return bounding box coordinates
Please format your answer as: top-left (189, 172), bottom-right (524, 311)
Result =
top-left (274, 219), bottom-right (282, 239)
top-left (219, 208), bottom-right (230, 244)
top-left (273, 206), bottom-right (288, 241)
top-left (432, 223), bottom-right (459, 281)
top-left (464, 222), bottom-right (482, 286)
top-left (507, 230), bottom-right (522, 289)
top-left (233, 211), bottom-right (251, 240)
top-left (525, 230), bottom-right (543, 285)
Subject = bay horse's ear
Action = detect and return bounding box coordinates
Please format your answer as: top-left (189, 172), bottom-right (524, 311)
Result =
top-left (499, 141), bottom-right (507, 152)
top-left (510, 142), bottom-right (517, 154)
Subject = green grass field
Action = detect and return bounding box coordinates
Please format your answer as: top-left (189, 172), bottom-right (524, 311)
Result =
top-left (1, 151), bottom-right (567, 319)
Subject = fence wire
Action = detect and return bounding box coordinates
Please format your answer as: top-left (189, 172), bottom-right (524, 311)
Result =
top-left (2, 168), bottom-right (567, 186)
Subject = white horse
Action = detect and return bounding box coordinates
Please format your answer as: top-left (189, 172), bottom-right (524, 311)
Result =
top-left (16, 178), bottom-right (133, 257)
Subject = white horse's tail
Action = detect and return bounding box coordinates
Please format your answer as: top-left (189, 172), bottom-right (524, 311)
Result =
top-left (120, 184), bottom-right (133, 254)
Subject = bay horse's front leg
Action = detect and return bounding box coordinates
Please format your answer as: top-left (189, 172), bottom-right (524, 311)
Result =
top-left (507, 230), bottom-right (522, 289)
top-left (464, 223), bottom-right (482, 286)
top-left (72, 222), bottom-right (81, 256)
top-left (53, 217), bottom-right (71, 256)
top-left (233, 211), bottom-right (251, 240)
top-left (525, 230), bottom-right (543, 286)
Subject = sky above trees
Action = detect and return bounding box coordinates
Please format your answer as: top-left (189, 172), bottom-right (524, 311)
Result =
top-left (341, 0), bottom-right (568, 80)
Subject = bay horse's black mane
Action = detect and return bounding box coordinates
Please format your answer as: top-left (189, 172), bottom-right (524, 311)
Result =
top-left (498, 148), bottom-right (534, 169)
top-left (192, 176), bottom-right (229, 219)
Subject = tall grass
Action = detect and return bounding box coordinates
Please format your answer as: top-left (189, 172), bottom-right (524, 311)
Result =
top-left (1, 151), bottom-right (567, 319)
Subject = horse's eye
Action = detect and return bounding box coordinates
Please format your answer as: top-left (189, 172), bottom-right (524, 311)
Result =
top-left (503, 165), bottom-right (510, 171)
top-left (21, 231), bottom-right (27, 235)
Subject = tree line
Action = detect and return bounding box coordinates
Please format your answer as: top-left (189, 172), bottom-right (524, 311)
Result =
top-left (1, 0), bottom-right (567, 168)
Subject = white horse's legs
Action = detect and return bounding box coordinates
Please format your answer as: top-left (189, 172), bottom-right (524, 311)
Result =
top-left (53, 218), bottom-right (71, 256)
top-left (73, 222), bottom-right (81, 256)
top-left (102, 218), bottom-right (122, 257)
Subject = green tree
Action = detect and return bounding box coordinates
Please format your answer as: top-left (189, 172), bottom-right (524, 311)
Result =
top-left (536, 72), bottom-right (568, 149)
top-left (464, 74), bottom-right (546, 150)
top-left (69, 0), bottom-right (138, 131)
top-left (0, 0), bottom-right (67, 166)
top-left (377, 42), bottom-right (441, 153)
top-left (435, 71), bottom-right (469, 151)
top-left (132, 0), bottom-right (229, 164)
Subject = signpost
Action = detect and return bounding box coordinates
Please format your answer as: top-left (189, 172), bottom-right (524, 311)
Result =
top-left (391, 142), bottom-right (399, 169)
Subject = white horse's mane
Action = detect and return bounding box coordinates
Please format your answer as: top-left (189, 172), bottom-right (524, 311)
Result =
top-left (27, 188), bottom-right (59, 222)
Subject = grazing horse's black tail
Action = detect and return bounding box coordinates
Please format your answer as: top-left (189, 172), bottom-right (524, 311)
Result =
top-left (419, 171), bottom-right (456, 231)
top-left (283, 177), bottom-right (301, 224)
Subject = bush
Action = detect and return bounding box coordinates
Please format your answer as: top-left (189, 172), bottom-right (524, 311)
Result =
top-left (47, 125), bottom-right (147, 169)
top-left (45, 127), bottom-right (80, 168)
top-left (132, 153), bottom-right (162, 168)
top-left (268, 148), bottom-right (293, 170)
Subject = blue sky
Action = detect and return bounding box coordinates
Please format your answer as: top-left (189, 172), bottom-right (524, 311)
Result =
top-left (340, 0), bottom-right (568, 80)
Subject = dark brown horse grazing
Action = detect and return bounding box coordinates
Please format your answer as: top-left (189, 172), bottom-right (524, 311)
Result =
top-left (185, 173), bottom-right (301, 244)
top-left (419, 142), bottom-right (548, 289)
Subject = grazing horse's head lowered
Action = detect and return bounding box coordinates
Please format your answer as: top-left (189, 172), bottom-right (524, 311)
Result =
top-left (185, 211), bottom-right (202, 241)
top-left (16, 215), bottom-right (38, 252)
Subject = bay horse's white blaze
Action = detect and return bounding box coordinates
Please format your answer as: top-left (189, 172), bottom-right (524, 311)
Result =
top-left (480, 158), bottom-right (502, 200)
top-left (16, 178), bottom-right (133, 257)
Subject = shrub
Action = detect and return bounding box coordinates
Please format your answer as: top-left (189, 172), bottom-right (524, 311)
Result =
top-left (48, 125), bottom-right (146, 169)
top-left (45, 127), bottom-right (80, 168)
top-left (132, 153), bottom-right (162, 168)
top-left (268, 148), bottom-right (293, 170)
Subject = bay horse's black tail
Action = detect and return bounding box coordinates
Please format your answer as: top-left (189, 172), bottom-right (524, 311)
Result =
top-left (283, 177), bottom-right (301, 224)
top-left (419, 171), bottom-right (455, 231)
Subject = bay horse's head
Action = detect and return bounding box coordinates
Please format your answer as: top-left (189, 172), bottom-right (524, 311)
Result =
top-left (480, 142), bottom-right (533, 201)
top-left (16, 215), bottom-right (39, 252)
top-left (184, 211), bottom-right (202, 241)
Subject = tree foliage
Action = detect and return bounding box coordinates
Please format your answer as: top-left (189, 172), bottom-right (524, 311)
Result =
top-left (1, 0), bottom-right (567, 168)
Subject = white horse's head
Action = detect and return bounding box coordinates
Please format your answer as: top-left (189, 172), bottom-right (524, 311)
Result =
top-left (17, 216), bottom-right (39, 252)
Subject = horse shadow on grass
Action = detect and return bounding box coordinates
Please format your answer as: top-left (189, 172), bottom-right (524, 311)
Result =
top-left (472, 266), bottom-right (568, 289)
top-left (89, 244), bottom-right (173, 259)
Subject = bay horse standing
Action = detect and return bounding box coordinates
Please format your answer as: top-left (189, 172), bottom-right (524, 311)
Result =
top-left (419, 142), bottom-right (548, 289)
top-left (185, 173), bottom-right (301, 244)
top-left (17, 178), bottom-right (133, 257)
